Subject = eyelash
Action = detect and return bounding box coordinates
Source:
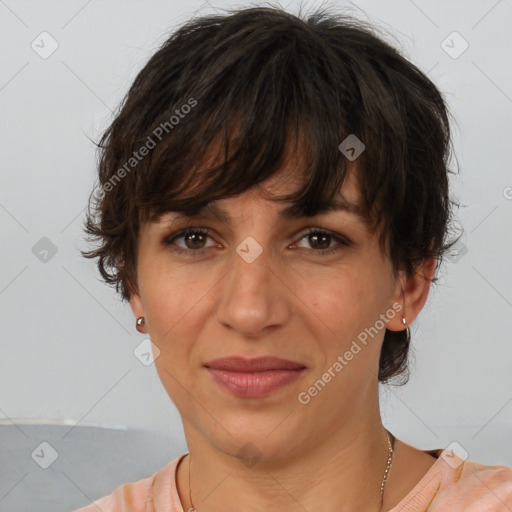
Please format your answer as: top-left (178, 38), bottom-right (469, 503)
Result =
top-left (163, 227), bottom-right (351, 258)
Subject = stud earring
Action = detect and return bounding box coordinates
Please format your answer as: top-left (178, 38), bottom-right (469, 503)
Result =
top-left (136, 316), bottom-right (145, 333)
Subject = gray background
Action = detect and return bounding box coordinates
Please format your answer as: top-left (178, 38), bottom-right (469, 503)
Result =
top-left (1, 0), bottom-right (512, 509)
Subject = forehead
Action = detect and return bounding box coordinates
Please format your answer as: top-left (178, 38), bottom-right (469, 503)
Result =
top-left (194, 133), bottom-right (363, 205)
top-left (228, 165), bottom-right (364, 217)
top-left (187, 123), bottom-right (361, 197)
top-left (160, 166), bottom-right (367, 228)
top-left (257, 162), bottom-right (362, 202)
top-left (148, 128), bottom-right (369, 229)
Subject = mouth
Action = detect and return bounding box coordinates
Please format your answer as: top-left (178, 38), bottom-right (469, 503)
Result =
top-left (204, 356), bottom-right (306, 372)
top-left (204, 356), bottom-right (306, 398)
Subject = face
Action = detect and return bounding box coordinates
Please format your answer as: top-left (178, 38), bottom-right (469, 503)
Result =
top-left (129, 159), bottom-right (420, 460)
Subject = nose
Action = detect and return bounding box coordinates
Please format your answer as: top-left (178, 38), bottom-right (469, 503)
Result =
top-left (216, 237), bottom-right (291, 339)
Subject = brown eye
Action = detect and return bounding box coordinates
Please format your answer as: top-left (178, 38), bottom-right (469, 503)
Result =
top-left (307, 232), bottom-right (331, 250)
top-left (163, 226), bottom-right (351, 258)
top-left (164, 228), bottom-right (215, 256)
top-left (183, 231), bottom-right (208, 249)
top-left (294, 228), bottom-right (351, 256)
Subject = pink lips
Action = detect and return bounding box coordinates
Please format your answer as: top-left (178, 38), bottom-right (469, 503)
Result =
top-left (204, 356), bottom-right (306, 398)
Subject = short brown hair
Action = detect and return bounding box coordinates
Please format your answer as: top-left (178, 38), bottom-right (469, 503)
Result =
top-left (82, 5), bottom-right (460, 385)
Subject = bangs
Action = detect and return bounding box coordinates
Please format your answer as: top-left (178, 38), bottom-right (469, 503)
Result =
top-left (130, 13), bottom-right (379, 227)
top-left (139, 119), bottom-right (361, 225)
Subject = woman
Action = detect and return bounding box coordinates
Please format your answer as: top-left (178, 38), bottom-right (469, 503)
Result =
top-left (77, 5), bottom-right (512, 511)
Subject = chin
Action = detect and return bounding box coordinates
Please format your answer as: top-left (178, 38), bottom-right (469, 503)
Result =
top-left (202, 415), bottom-right (308, 464)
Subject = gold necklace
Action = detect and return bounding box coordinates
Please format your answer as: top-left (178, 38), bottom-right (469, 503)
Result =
top-left (187, 430), bottom-right (395, 511)
top-left (381, 430), bottom-right (395, 498)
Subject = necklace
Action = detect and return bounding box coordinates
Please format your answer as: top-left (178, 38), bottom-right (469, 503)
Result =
top-left (187, 429), bottom-right (395, 511)
top-left (380, 429), bottom-right (395, 498)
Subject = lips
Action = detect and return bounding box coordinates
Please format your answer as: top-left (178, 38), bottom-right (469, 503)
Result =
top-left (204, 356), bottom-right (306, 398)
top-left (204, 356), bottom-right (306, 372)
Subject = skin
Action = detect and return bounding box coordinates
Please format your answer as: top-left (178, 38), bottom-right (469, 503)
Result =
top-left (129, 153), bottom-right (438, 512)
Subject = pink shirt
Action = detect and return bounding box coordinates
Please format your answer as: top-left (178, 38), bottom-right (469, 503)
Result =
top-left (73, 448), bottom-right (512, 511)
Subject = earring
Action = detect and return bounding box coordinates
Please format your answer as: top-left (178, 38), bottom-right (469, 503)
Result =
top-left (136, 316), bottom-right (145, 333)
top-left (400, 289), bottom-right (408, 334)
top-left (402, 314), bottom-right (411, 341)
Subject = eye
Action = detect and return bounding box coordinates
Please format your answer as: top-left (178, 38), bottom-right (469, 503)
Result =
top-left (163, 227), bottom-right (217, 257)
top-left (293, 227), bottom-right (351, 256)
top-left (163, 226), bottom-right (351, 257)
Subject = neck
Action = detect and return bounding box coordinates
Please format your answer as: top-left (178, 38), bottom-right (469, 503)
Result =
top-left (178, 413), bottom-right (392, 512)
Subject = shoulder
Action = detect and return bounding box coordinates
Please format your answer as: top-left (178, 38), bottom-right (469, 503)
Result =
top-left (72, 455), bottom-right (185, 512)
top-left (436, 456), bottom-right (512, 511)
top-left (393, 449), bottom-right (512, 512)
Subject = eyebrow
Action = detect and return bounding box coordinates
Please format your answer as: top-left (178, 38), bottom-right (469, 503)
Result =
top-left (165, 197), bottom-right (368, 225)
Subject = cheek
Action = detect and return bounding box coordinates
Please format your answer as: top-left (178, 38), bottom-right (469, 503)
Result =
top-left (301, 266), bottom-right (388, 358)
top-left (140, 266), bottom-right (207, 405)
top-left (303, 268), bottom-right (367, 326)
top-left (138, 258), bottom-right (209, 344)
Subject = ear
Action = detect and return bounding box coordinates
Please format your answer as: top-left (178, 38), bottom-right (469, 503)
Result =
top-left (128, 291), bottom-right (147, 334)
top-left (386, 257), bottom-right (437, 332)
